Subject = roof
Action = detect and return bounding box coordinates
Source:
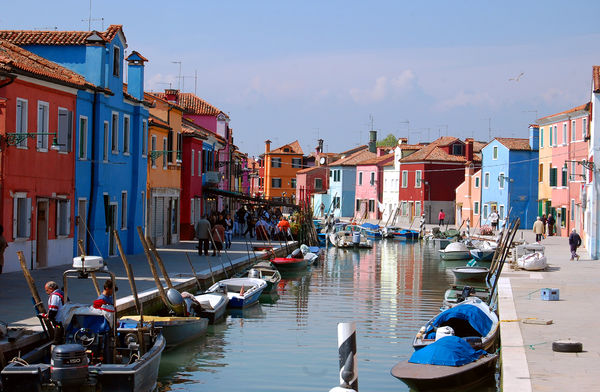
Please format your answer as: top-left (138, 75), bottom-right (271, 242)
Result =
top-left (144, 91), bottom-right (185, 112)
top-left (494, 138), bottom-right (531, 151)
top-left (400, 136), bottom-right (479, 163)
top-left (339, 145), bottom-right (368, 156)
top-left (154, 91), bottom-right (224, 117)
top-left (269, 140), bottom-right (304, 155)
top-left (330, 149), bottom-right (376, 166)
top-left (296, 165), bottom-right (327, 174)
top-left (537, 102), bottom-right (591, 123)
top-left (0, 40), bottom-right (89, 88)
top-left (148, 114), bottom-right (170, 130)
top-left (396, 143), bottom-right (424, 150)
top-left (356, 153), bottom-right (395, 166)
top-left (0, 25), bottom-right (123, 46)
top-left (594, 66), bottom-right (600, 93)
top-left (473, 141), bottom-right (486, 153)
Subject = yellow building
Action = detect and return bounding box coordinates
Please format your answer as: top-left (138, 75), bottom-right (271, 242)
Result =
top-left (145, 92), bottom-right (184, 246)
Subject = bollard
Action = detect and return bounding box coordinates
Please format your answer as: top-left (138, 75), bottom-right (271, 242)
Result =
top-left (329, 322), bottom-right (358, 392)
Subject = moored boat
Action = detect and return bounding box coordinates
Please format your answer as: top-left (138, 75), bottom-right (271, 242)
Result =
top-left (442, 285), bottom-right (491, 309)
top-left (119, 315), bottom-right (208, 349)
top-left (360, 222), bottom-right (382, 238)
top-left (247, 261), bottom-right (282, 292)
top-left (191, 290), bottom-right (229, 323)
top-left (469, 248), bottom-right (496, 261)
top-left (451, 266), bottom-right (490, 282)
top-left (271, 257), bottom-right (309, 270)
top-left (438, 242), bottom-right (472, 261)
top-left (206, 278), bottom-right (267, 308)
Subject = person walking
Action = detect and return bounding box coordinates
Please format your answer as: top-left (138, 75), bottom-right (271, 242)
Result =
top-left (43, 281), bottom-right (65, 323)
top-left (236, 206), bottom-right (246, 237)
top-left (489, 209), bottom-right (499, 231)
top-left (547, 214), bottom-right (556, 236)
top-left (532, 216), bottom-right (545, 242)
top-left (211, 223), bottom-right (225, 256)
top-left (195, 215), bottom-right (211, 256)
top-left (438, 209), bottom-right (446, 226)
top-left (243, 211), bottom-right (255, 238)
top-left (0, 225), bottom-right (7, 274)
top-left (569, 228), bottom-right (582, 261)
top-left (224, 214), bottom-right (233, 249)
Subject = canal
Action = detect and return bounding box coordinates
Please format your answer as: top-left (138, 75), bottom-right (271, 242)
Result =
top-left (157, 240), bottom-right (498, 391)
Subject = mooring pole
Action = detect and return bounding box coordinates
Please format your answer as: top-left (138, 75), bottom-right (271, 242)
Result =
top-left (329, 322), bottom-right (358, 392)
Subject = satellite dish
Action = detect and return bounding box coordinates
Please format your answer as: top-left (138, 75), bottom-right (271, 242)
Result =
top-left (319, 157), bottom-right (326, 164)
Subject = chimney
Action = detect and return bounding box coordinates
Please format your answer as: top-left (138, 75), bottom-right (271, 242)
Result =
top-left (265, 139), bottom-right (272, 154)
top-left (377, 147), bottom-right (387, 157)
top-left (369, 130), bottom-right (377, 153)
top-left (465, 138), bottom-right (474, 162)
top-left (125, 51), bottom-right (147, 101)
top-left (529, 124), bottom-right (539, 151)
top-left (164, 88), bottom-right (179, 104)
top-left (85, 31), bottom-right (107, 87)
top-left (317, 138), bottom-right (324, 153)
top-left (397, 137), bottom-right (408, 145)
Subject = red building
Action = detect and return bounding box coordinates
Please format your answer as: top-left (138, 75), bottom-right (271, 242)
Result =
top-left (398, 137), bottom-right (481, 225)
top-left (0, 41), bottom-right (90, 272)
top-left (295, 165), bottom-right (329, 206)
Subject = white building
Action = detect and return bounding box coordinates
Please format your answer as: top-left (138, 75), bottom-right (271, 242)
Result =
top-left (586, 66), bottom-right (600, 258)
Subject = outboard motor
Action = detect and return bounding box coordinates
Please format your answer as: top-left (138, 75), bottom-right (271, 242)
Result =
top-left (248, 269), bottom-right (261, 279)
top-left (458, 286), bottom-right (475, 303)
top-left (51, 344), bottom-right (88, 387)
top-left (166, 288), bottom-right (186, 316)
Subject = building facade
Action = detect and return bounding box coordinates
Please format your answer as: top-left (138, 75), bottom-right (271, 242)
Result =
top-left (263, 140), bottom-right (304, 202)
top-left (354, 151), bottom-right (394, 220)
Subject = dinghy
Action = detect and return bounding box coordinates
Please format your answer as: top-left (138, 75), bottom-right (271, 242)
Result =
top-left (246, 261), bottom-right (282, 292)
top-left (451, 266), bottom-right (489, 282)
top-left (206, 278), bottom-right (267, 308)
top-left (438, 242), bottom-right (471, 261)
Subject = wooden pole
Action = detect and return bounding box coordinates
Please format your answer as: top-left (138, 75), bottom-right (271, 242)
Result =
top-left (136, 226), bottom-right (170, 308)
top-left (77, 240), bottom-right (101, 296)
top-left (145, 236), bottom-right (173, 289)
top-left (17, 251), bottom-right (45, 314)
top-left (185, 253), bottom-right (203, 290)
top-left (207, 228), bottom-right (230, 278)
top-left (204, 252), bottom-right (216, 284)
top-left (114, 230), bottom-right (143, 318)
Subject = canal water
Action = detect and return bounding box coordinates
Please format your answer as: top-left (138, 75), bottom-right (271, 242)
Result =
top-left (157, 240), bottom-right (498, 391)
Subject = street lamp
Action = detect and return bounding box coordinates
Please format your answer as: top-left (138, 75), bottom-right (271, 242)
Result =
top-left (3, 132), bottom-right (61, 150)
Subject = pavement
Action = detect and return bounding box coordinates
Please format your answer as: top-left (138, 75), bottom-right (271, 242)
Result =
top-left (0, 235), bottom-right (294, 330)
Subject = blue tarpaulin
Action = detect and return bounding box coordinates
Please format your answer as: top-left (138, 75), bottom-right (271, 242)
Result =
top-left (409, 336), bottom-right (488, 366)
top-left (360, 223), bottom-right (380, 230)
top-left (426, 304), bottom-right (492, 337)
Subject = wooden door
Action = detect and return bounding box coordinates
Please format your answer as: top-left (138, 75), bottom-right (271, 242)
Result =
top-left (109, 204), bottom-right (117, 256)
top-left (36, 201), bottom-right (48, 267)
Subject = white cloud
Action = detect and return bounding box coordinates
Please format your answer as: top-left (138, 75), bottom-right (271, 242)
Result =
top-left (349, 70), bottom-right (416, 104)
top-left (435, 90), bottom-right (496, 111)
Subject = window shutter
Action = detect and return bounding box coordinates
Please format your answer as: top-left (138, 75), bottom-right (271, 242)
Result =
top-left (12, 197), bottom-right (18, 239)
top-left (67, 200), bottom-right (71, 236)
top-left (67, 111), bottom-right (73, 152)
top-left (25, 198), bottom-right (32, 238)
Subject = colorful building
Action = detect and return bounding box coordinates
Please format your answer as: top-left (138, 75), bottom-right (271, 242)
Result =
top-left (480, 130), bottom-right (539, 230)
top-left (0, 26), bottom-right (150, 257)
top-left (587, 66), bottom-right (600, 258)
top-left (295, 165), bottom-right (329, 211)
top-left (538, 104), bottom-right (590, 236)
top-left (354, 150), bottom-right (394, 220)
top-left (455, 167), bottom-right (481, 228)
top-left (263, 140), bottom-right (304, 202)
top-left (0, 41), bottom-right (90, 272)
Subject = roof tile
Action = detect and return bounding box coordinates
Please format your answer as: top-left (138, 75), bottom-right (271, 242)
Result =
top-left (0, 25), bottom-right (123, 46)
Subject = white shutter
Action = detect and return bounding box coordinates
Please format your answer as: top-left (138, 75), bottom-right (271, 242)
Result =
top-left (25, 198), bottom-right (32, 238)
top-left (12, 197), bottom-right (18, 239)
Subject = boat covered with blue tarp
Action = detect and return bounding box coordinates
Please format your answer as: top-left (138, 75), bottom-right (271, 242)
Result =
top-left (409, 336), bottom-right (487, 366)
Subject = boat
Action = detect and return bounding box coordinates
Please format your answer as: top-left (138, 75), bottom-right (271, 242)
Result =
top-left (451, 266), bottom-right (489, 282)
top-left (119, 315), bottom-right (208, 349)
top-left (271, 257), bottom-right (309, 271)
top-left (469, 248), bottom-right (495, 261)
top-left (252, 245), bottom-right (273, 252)
top-left (191, 290), bottom-right (229, 323)
top-left (299, 244), bottom-right (321, 265)
top-left (517, 251), bottom-right (547, 271)
top-left (438, 242), bottom-right (472, 260)
top-left (1, 261), bottom-right (165, 392)
top-left (391, 335), bottom-right (498, 391)
top-left (360, 222), bottom-right (382, 238)
top-left (246, 261), bottom-right (282, 292)
top-left (442, 285), bottom-right (491, 309)
top-left (328, 225), bottom-right (372, 249)
top-left (206, 277), bottom-right (267, 308)
top-left (413, 297), bottom-right (499, 353)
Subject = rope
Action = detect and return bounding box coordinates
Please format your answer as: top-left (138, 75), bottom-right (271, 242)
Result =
top-left (502, 341), bottom-right (549, 350)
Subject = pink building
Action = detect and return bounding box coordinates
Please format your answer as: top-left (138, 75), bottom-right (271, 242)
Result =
top-left (455, 167), bottom-right (482, 228)
top-left (296, 166), bottom-right (329, 205)
top-left (354, 150), bottom-right (395, 220)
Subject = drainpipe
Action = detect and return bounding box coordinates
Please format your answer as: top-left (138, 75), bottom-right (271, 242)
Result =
top-left (86, 90), bottom-right (98, 255)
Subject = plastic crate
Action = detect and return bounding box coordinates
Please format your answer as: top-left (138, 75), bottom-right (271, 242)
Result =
top-left (540, 288), bottom-right (560, 301)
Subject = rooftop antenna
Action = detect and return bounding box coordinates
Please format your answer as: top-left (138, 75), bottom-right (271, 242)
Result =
top-left (82, 0), bottom-right (104, 31)
top-left (172, 61), bottom-right (182, 91)
top-left (156, 82), bottom-right (173, 90)
top-left (436, 124), bottom-right (448, 138)
top-left (399, 120), bottom-right (410, 142)
top-left (482, 118), bottom-right (492, 140)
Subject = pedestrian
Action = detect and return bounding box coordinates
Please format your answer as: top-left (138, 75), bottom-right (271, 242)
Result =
top-left (211, 222), bottom-right (225, 256)
top-left (489, 209), bottom-right (499, 231)
top-left (0, 225), bottom-right (7, 274)
top-left (195, 215), bottom-right (211, 256)
top-left (93, 280), bottom-right (116, 313)
top-left (569, 228), bottom-right (582, 261)
top-left (319, 202), bottom-right (325, 217)
top-left (277, 216), bottom-right (291, 240)
top-left (532, 216), bottom-right (545, 242)
top-left (243, 212), bottom-right (255, 238)
top-left (547, 214), bottom-right (556, 236)
top-left (43, 281), bottom-right (64, 323)
top-left (236, 206), bottom-right (246, 236)
top-left (438, 209), bottom-right (445, 226)
top-left (224, 214), bottom-right (233, 249)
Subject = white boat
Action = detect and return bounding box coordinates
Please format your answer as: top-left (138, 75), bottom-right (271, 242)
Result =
top-left (187, 290), bottom-right (229, 324)
top-left (329, 226), bottom-right (372, 249)
top-left (206, 278), bottom-right (267, 308)
top-left (438, 242), bottom-right (472, 260)
top-left (516, 251), bottom-right (547, 271)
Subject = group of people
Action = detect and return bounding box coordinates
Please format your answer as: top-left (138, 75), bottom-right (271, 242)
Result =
top-left (533, 215), bottom-right (582, 260)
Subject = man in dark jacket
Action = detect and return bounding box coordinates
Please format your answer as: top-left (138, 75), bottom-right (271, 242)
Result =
top-left (569, 229), bottom-right (582, 261)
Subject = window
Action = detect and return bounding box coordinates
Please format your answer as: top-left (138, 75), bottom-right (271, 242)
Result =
top-left (571, 161), bottom-right (576, 180)
top-left (16, 98), bottom-right (28, 148)
top-left (78, 116), bottom-right (88, 159)
top-left (561, 164), bottom-right (567, 187)
top-left (475, 176), bottom-right (480, 188)
top-left (151, 135), bottom-right (157, 167)
top-left (333, 170), bottom-right (340, 182)
top-left (370, 172), bottom-right (375, 186)
top-left (56, 199), bottom-right (70, 236)
top-left (583, 118), bottom-right (588, 139)
top-left (271, 157), bottom-right (281, 168)
top-left (359, 172), bottom-right (363, 185)
top-left (563, 123), bottom-right (567, 145)
top-left (291, 178), bottom-right (296, 189)
top-left (540, 128), bottom-right (544, 148)
top-left (57, 108), bottom-right (73, 153)
top-left (415, 170), bottom-right (422, 187)
top-left (121, 191), bottom-right (127, 229)
top-left (483, 204), bottom-right (489, 219)
top-left (113, 46), bottom-right (120, 77)
top-left (123, 115), bottom-right (130, 154)
top-left (401, 201), bottom-right (409, 216)
top-left (571, 199), bottom-right (575, 221)
top-left (291, 158), bottom-right (302, 168)
top-left (452, 144), bottom-right (464, 155)
top-left (37, 101), bottom-right (49, 150)
top-left (162, 138), bottom-right (167, 169)
top-left (191, 149), bottom-right (195, 176)
top-left (198, 151), bottom-right (201, 176)
top-left (553, 126), bottom-right (558, 146)
top-left (415, 201), bottom-right (422, 216)
top-left (111, 113), bottom-right (119, 153)
top-left (401, 170), bottom-right (408, 188)
top-left (177, 133), bottom-right (182, 162)
top-left (499, 205), bottom-right (505, 220)
top-left (142, 120), bottom-right (148, 157)
top-left (13, 194), bottom-right (31, 239)
top-left (572, 120), bottom-right (576, 142)
top-left (334, 196), bottom-right (340, 209)
top-left (484, 172), bottom-right (490, 188)
top-left (539, 163), bottom-right (544, 182)
top-left (549, 166), bottom-right (558, 187)
top-left (356, 199), bottom-right (361, 211)
top-left (493, 146), bottom-right (498, 160)
top-left (314, 178), bottom-right (323, 190)
top-left (498, 172), bottom-right (505, 189)
top-left (549, 126), bottom-right (553, 146)
top-left (474, 201), bottom-right (480, 215)
top-left (368, 200), bottom-right (375, 212)
top-left (103, 121), bottom-right (109, 161)
top-left (560, 207), bottom-right (567, 228)
top-left (272, 178), bottom-right (282, 188)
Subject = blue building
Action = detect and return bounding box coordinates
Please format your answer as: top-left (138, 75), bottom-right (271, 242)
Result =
top-left (327, 148), bottom-right (375, 218)
top-left (480, 126), bottom-right (539, 229)
top-left (1, 26), bottom-right (150, 257)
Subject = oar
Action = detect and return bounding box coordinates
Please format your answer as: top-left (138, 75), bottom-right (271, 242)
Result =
top-left (185, 252), bottom-right (203, 290)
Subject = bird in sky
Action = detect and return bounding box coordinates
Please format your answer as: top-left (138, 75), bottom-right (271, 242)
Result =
top-left (508, 72), bottom-right (524, 82)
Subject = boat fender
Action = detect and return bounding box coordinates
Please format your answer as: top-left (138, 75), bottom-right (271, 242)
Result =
top-left (552, 340), bottom-right (583, 353)
top-left (240, 285), bottom-right (245, 295)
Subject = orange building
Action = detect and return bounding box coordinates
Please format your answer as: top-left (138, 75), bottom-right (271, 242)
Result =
top-left (145, 92), bottom-right (185, 246)
top-left (263, 140), bottom-right (304, 201)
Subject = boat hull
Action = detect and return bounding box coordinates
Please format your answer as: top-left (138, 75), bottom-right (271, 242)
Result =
top-left (120, 316), bottom-right (208, 348)
top-left (207, 278), bottom-right (268, 309)
top-left (451, 267), bottom-right (489, 282)
top-left (470, 248), bottom-right (495, 261)
top-left (271, 257), bottom-right (308, 270)
top-left (439, 250), bottom-right (472, 260)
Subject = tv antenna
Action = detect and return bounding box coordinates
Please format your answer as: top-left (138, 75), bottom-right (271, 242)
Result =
top-left (172, 61), bottom-right (182, 90)
top-left (82, 0), bottom-right (104, 31)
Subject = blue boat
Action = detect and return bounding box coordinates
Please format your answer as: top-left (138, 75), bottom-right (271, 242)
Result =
top-left (206, 278), bottom-right (267, 308)
top-left (360, 223), bottom-right (382, 238)
top-left (469, 248), bottom-right (495, 261)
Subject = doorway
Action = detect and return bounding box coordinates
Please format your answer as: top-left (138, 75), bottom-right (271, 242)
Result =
top-left (109, 203), bottom-right (117, 256)
top-left (36, 200), bottom-right (48, 268)
top-left (77, 199), bottom-right (87, 254)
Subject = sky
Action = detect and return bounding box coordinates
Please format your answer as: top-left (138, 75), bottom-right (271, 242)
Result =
top-left (2, 0), bottom-right (600, 157)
